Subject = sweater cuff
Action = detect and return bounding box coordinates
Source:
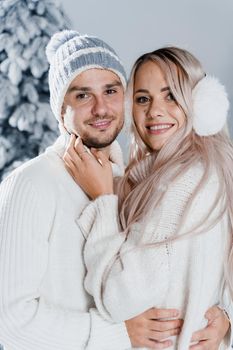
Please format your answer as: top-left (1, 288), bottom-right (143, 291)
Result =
top-left (218, 293), bottom-right (233, 348)
top-left (76, 195), bottom-right (118, 239)
top-left (221, 305), bottom-right (233, 348)
top-left (87, 309), bottom-right (131, 350)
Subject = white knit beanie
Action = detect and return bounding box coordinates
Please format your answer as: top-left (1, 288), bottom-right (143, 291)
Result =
top-left (46, 30), bottom-right (127, 122)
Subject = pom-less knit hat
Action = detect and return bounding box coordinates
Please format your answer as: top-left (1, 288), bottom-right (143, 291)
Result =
top-left (46, 30), bottom-right (127, 121)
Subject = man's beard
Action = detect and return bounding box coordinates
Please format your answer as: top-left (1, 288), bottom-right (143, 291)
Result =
top-left (82, 119), bottom-right (124, 149)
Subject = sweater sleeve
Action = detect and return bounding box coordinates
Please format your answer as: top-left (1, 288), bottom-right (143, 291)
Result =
top-left (218, 286), bottom-right (233, 348)
top-left (78, 167), bottom-right (222, 323)
top-left (0, 172), bottom-right (130, 350)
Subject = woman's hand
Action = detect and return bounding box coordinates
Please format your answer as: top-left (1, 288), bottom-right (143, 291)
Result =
top-left (63, 135), bottom-right (114, 199)
top-left (190, 306), bottom-right (230, 349)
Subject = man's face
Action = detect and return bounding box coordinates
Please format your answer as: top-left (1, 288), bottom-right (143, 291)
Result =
top-left (62, 68), bottom-right (124, 148)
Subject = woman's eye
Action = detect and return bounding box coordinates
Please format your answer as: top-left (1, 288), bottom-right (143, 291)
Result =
top-left (166, 92), bottom-right (176, 102)
top-left (135, 96), bottom-right (150, 104)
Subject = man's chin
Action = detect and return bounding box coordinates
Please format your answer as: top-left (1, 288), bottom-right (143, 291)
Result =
top-left (82, 138), bottom-right (115, 149)
top-left (81, 120), bottom-right (124, 149)
top-left (82, 130), bottom-right (121, 149)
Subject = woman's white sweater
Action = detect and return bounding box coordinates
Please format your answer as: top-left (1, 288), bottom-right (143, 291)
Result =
top-left (78, 160), bottom-right (232, 350)
top-left (0, 135), bottom-right (130, 350)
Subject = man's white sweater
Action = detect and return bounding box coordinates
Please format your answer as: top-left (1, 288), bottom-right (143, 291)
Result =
top-left (0, 135), bottom-right (130, 350)
top-left (78, 157), bottom-right (232, 350)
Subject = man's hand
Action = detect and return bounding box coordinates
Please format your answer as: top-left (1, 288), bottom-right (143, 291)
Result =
top-left (190, 306), bottom-right (230, 349)
top-left (125, 307), bottom-right (182, 349)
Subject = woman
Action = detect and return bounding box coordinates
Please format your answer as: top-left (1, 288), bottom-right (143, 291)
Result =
top-left (64, 47), bottom-right (233, 349)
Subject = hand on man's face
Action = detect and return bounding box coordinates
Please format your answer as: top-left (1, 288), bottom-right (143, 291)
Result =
top-left (63, 135), bottom-right (114, 200)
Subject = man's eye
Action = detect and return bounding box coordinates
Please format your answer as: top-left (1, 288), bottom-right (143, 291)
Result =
top-left (135, 96), bottom-right (149, 104)
top-left (76, 93), bottom-right (88, 100)
top-left (105, 89), bottom-right (116, 95)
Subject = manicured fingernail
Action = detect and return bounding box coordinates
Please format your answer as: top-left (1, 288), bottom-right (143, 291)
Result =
top-left (173, 310), bottom-right (179, 317)
top-left (75, 136), bottom-right (80, 145)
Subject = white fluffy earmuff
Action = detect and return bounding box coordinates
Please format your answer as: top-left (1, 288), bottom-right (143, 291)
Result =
top-left (192, 75), bottom-right (229, 136)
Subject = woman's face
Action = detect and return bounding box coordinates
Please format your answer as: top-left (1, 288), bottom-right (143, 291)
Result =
top-left (133, 60), bottom-right (186, 151)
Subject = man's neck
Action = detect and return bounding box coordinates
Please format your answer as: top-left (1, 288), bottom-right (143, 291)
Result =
top-left (96, 145), bottom-right (111, 159)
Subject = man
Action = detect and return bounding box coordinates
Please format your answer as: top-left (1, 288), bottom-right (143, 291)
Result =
top-left (0, 30), bottom-right (230, 350)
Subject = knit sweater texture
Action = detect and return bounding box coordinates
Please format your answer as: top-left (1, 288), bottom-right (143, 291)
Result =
top-left (0, 134), bottom-right (130, 350)
top-left (78, 157), bottom-right (232, 350)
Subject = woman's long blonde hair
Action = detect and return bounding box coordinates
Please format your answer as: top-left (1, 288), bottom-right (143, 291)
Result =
top-left (116, 47), bottom-right (233, 295)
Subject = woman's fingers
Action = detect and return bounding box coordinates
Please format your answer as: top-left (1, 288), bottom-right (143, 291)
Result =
top-left (91, 148), bottom-right (111, 167)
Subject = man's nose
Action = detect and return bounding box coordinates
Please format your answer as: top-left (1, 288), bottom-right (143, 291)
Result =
top-left (92, 96), bottom-right (108, 117)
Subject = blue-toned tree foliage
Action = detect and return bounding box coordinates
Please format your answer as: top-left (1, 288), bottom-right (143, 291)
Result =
top-left (0, 0), bottom-right (69, 180)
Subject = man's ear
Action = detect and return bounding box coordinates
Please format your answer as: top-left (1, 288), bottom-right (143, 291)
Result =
top-left (60, 104), bottom-right (70, 134)
top-left (61, 104), bottom-right (66, 119)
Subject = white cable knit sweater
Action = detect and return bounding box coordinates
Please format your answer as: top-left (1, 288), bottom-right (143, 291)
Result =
top-left (0, 135), bottom-right (130, 350)
top-left (78, 159), bottom-right (232, 350)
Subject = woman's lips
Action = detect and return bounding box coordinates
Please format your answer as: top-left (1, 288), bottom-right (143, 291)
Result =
top-left (146, 123), bottom-right (174, 135)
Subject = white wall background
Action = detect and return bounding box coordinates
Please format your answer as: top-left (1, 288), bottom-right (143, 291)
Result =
top-left (60, 0), bottom-right (233, 155)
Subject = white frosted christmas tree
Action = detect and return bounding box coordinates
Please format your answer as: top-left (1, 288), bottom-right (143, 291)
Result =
top-left (0, 0), bottom-right (70, 180)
